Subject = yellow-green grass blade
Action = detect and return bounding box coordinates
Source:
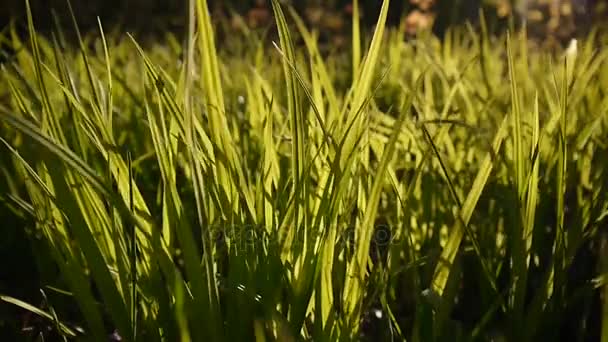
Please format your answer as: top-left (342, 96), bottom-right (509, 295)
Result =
top-left (270, 7), bottom-right (317, 332)
top-left (339, 0), bottom-right (390, 169)
top-left (523, 54), bottom-right (574, 337)
top-left (23, 0), bottom-right (66, 146)
top-left (271, 0), bottom-right (307, 232)
top-left (43, 155), bottom-right (132, 339)
top-left (417, 110), bottom-right (505, 333)
top-left (352, 0), bottom-right (361, 78)
top-left (144, 49), bottom-right (223, 342)
top-left (181, 12), bottom-right (223, 336)
top-left (506, 30), bottom-right (528, 330)
top-left (271, 41), bottom-right (334, 152)
top-left (554, 54), bottom-right (570, 306)
top-left (0, 294), bottom-right (78, 337)
top-left (29, 26), bottom-right (156, 283)
top-left (0, 112), bottom-right (150, 330)
top-left (96, 17), bottom-right (113, 128)
top-left (1, 138), bottom-right (108, 338)
top-left (195, 0), bottom-right (255, 220)
top-left (430, 114), bottom-right (509, 297)
top-left (521, 91), bottom-right (540, 301)
top-left (0, 111), bottom-right (144, 227)
top-left (64, 0), bottom-right (103, 118)
top-left (37, 61), bottom-right (156, 276)
top-left (286, 7), bottom-right (340, 133)
top-left (127, 35), bottom-right (215, 158)
top-left (343, 77), bottom-right (420, 334)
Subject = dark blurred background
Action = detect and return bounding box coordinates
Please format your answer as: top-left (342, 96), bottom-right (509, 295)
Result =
top-left (1, 1), bottom-right (607, 45)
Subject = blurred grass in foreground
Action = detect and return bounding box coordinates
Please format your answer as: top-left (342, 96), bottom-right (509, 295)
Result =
top-left (1, 0), bottom-right (608, 341)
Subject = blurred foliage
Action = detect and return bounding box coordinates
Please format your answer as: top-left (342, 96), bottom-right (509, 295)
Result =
top-left (1, 0), bottom-right (607, 44)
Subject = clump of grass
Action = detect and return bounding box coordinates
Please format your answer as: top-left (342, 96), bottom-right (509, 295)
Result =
top-left (1, 0), bottom-right (608, 341)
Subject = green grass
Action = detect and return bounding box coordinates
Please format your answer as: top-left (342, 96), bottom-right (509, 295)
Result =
top-left (1, 0), bottom-right (608, 341)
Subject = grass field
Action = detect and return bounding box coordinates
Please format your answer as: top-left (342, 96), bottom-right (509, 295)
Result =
top-left (1, 0), bottom-right (608, 341)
